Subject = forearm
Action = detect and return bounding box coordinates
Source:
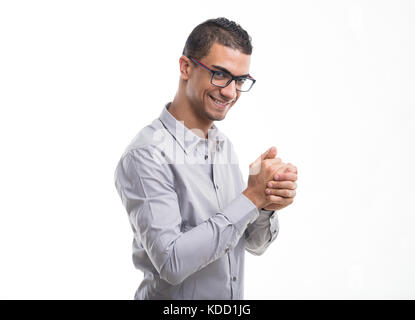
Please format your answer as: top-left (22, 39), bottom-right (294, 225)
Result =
top-left (132, 193), bottom-right (259, 286)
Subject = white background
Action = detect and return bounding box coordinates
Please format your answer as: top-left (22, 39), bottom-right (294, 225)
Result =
top-left (0, 0), bottom-right (414, 299)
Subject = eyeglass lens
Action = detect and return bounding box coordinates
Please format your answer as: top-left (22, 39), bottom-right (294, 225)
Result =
top-left (211, 73), bottom-right (253, 91)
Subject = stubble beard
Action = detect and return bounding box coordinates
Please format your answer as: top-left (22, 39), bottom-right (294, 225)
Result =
top-left (204, 108), bottom-right (226, 121)
top-left (192, 100), bottom-right (227, 123)
top-left (203, 99), bottom-right (231, 121)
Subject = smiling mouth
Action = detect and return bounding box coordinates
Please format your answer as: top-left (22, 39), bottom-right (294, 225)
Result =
top-left (209, 95), bottom-right (233, 109)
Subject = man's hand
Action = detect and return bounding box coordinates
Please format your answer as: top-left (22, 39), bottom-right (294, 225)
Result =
top-left (243, 146), bottom-right (298, 211)
top-left (263, 155), bottom-right (298, 211)
top-left (262, 168), bottom-right (297, 211)
top-left (243, 146), bottom-right (289, 209)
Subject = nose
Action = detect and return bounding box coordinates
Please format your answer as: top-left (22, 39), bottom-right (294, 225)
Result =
top-left (219, 80), bottom-right (237, 101)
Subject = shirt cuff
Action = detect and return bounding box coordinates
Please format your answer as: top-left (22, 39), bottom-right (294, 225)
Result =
top-left (269, 212), bottom-right (279, 241)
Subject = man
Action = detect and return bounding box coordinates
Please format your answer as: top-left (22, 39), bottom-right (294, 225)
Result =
top-left (114, 17), bottom-right (298, 300)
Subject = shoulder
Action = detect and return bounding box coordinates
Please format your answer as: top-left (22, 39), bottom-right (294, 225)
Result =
top-left (122, 119), bottom-right (168, 154)
top-left (114, 119), bottom-right (173, 180)
top-left (119, 115), bottom-right (178, 159)
top-left (114, 144), bottom-right (174, 192)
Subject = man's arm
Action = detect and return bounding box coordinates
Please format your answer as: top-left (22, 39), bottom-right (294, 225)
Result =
top-left (237, 146), bottom-right (297, 255)
top-left (236, 164), bottom-right (279, 255)
top-left (244, 209), bottom-right (279, 256)
top-left (114, 146), bottom-right (259, 286)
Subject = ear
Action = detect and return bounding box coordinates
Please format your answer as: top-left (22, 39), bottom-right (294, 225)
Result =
top-left (179, 55), bottom-right (192, 80)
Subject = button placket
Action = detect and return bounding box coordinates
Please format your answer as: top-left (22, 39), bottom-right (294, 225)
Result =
top-left (211, 150), bottom-right (222, 211)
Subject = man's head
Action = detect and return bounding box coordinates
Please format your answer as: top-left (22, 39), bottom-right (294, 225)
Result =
top-left (182, 17), bottom-right (252, 61)
top-left (178, 18), bottom-right (253, 122)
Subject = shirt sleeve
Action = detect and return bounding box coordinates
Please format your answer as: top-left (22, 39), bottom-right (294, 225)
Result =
top-left (228, 141), bottom-right (280, 256)
top-left (244, 209), bottom-right (279, 256)
top-left (114, 147), bottom-right (259, 286)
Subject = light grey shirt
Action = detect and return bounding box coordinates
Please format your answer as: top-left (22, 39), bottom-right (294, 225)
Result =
top-left (114, 102), bottom-right (279, 300)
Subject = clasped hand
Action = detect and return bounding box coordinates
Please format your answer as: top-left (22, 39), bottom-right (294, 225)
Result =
top-left (243, 146), bottom-right (297, 211)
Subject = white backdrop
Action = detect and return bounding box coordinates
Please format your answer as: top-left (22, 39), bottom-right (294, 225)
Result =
top-left (0, 0), bottom-right (414, 299)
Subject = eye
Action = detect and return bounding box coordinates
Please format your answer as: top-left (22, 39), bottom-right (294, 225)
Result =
top-left (214, 71), bottom-right (227, 79)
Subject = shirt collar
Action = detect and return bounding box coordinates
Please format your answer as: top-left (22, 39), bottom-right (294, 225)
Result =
top-left (158, 102), bottom-right (226, 155)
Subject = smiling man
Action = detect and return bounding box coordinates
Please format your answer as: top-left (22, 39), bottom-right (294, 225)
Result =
top-left (114, 17), bottom-right (298, 300)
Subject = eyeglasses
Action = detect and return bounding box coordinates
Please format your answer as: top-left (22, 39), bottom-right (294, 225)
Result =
top-left (187, 56), bottom-right (256, 92)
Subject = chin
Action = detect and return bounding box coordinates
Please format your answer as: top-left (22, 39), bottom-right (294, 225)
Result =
top-left (206, 110), bottom-right (227, 122)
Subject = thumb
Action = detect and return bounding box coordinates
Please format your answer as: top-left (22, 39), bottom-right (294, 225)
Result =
top-left (249, 146), bottom-right (277, 175)
top-left (254, 146), bottom-right (275, 163)
top-left (264, 146), bottom-right (277, 159)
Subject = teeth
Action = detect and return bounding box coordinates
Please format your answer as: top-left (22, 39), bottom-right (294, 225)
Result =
top-left (211, 96), bottom-right (231, 106)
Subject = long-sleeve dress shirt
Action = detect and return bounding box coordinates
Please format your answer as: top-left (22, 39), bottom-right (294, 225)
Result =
top-left (114, 102), bottom-right (279, 300)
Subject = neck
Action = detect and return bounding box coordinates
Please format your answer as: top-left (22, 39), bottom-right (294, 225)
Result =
top-left (168, 93), bottom-right (212, 139)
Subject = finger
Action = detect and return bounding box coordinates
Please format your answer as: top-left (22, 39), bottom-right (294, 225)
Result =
top-left (267, 160), bottom-right (287, 178)
top-left (267, 180), bottom-right (297, 190)
top-left (250, 147), bottom-right (277, 175)
top-left (273, 172), bottom-right (298, 181)
top-left (266, 196), bottom-right (294, 208)
top-left (275, 163), bottom-right (289, 174)
top-left (285, 163), bottom-right (297, 173)
top-left (266, 195), bottom-right (294, 206)
top-left (266, 195), bottom-right (285, 204)
top-left (278, 163), bottom-right (297, 174)
top-left (266, 188), bottom-right (296, 198)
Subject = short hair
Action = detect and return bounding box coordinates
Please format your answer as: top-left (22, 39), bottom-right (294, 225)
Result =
top-left (182, 17), bottom-right (253, 60)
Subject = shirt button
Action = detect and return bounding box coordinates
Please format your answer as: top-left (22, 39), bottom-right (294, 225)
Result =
top-left (232, 276), bottom-right (237, 281)
top-left (204, 155), bottom-right (208, 160)
top-left (215, 184), bottom-right (219, 190)
top-left (225, 247), bottom-right (230, 253)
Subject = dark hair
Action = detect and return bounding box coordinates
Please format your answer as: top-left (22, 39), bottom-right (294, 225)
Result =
top-left (182, 17), bottom-right (253, 60)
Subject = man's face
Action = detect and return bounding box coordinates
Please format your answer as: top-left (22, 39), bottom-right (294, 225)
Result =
top-left (185, 42), bottom-right (251, 122)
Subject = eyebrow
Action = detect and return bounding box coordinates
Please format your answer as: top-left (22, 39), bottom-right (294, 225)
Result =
top-left (211, 64), bottom-right (250, 78)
